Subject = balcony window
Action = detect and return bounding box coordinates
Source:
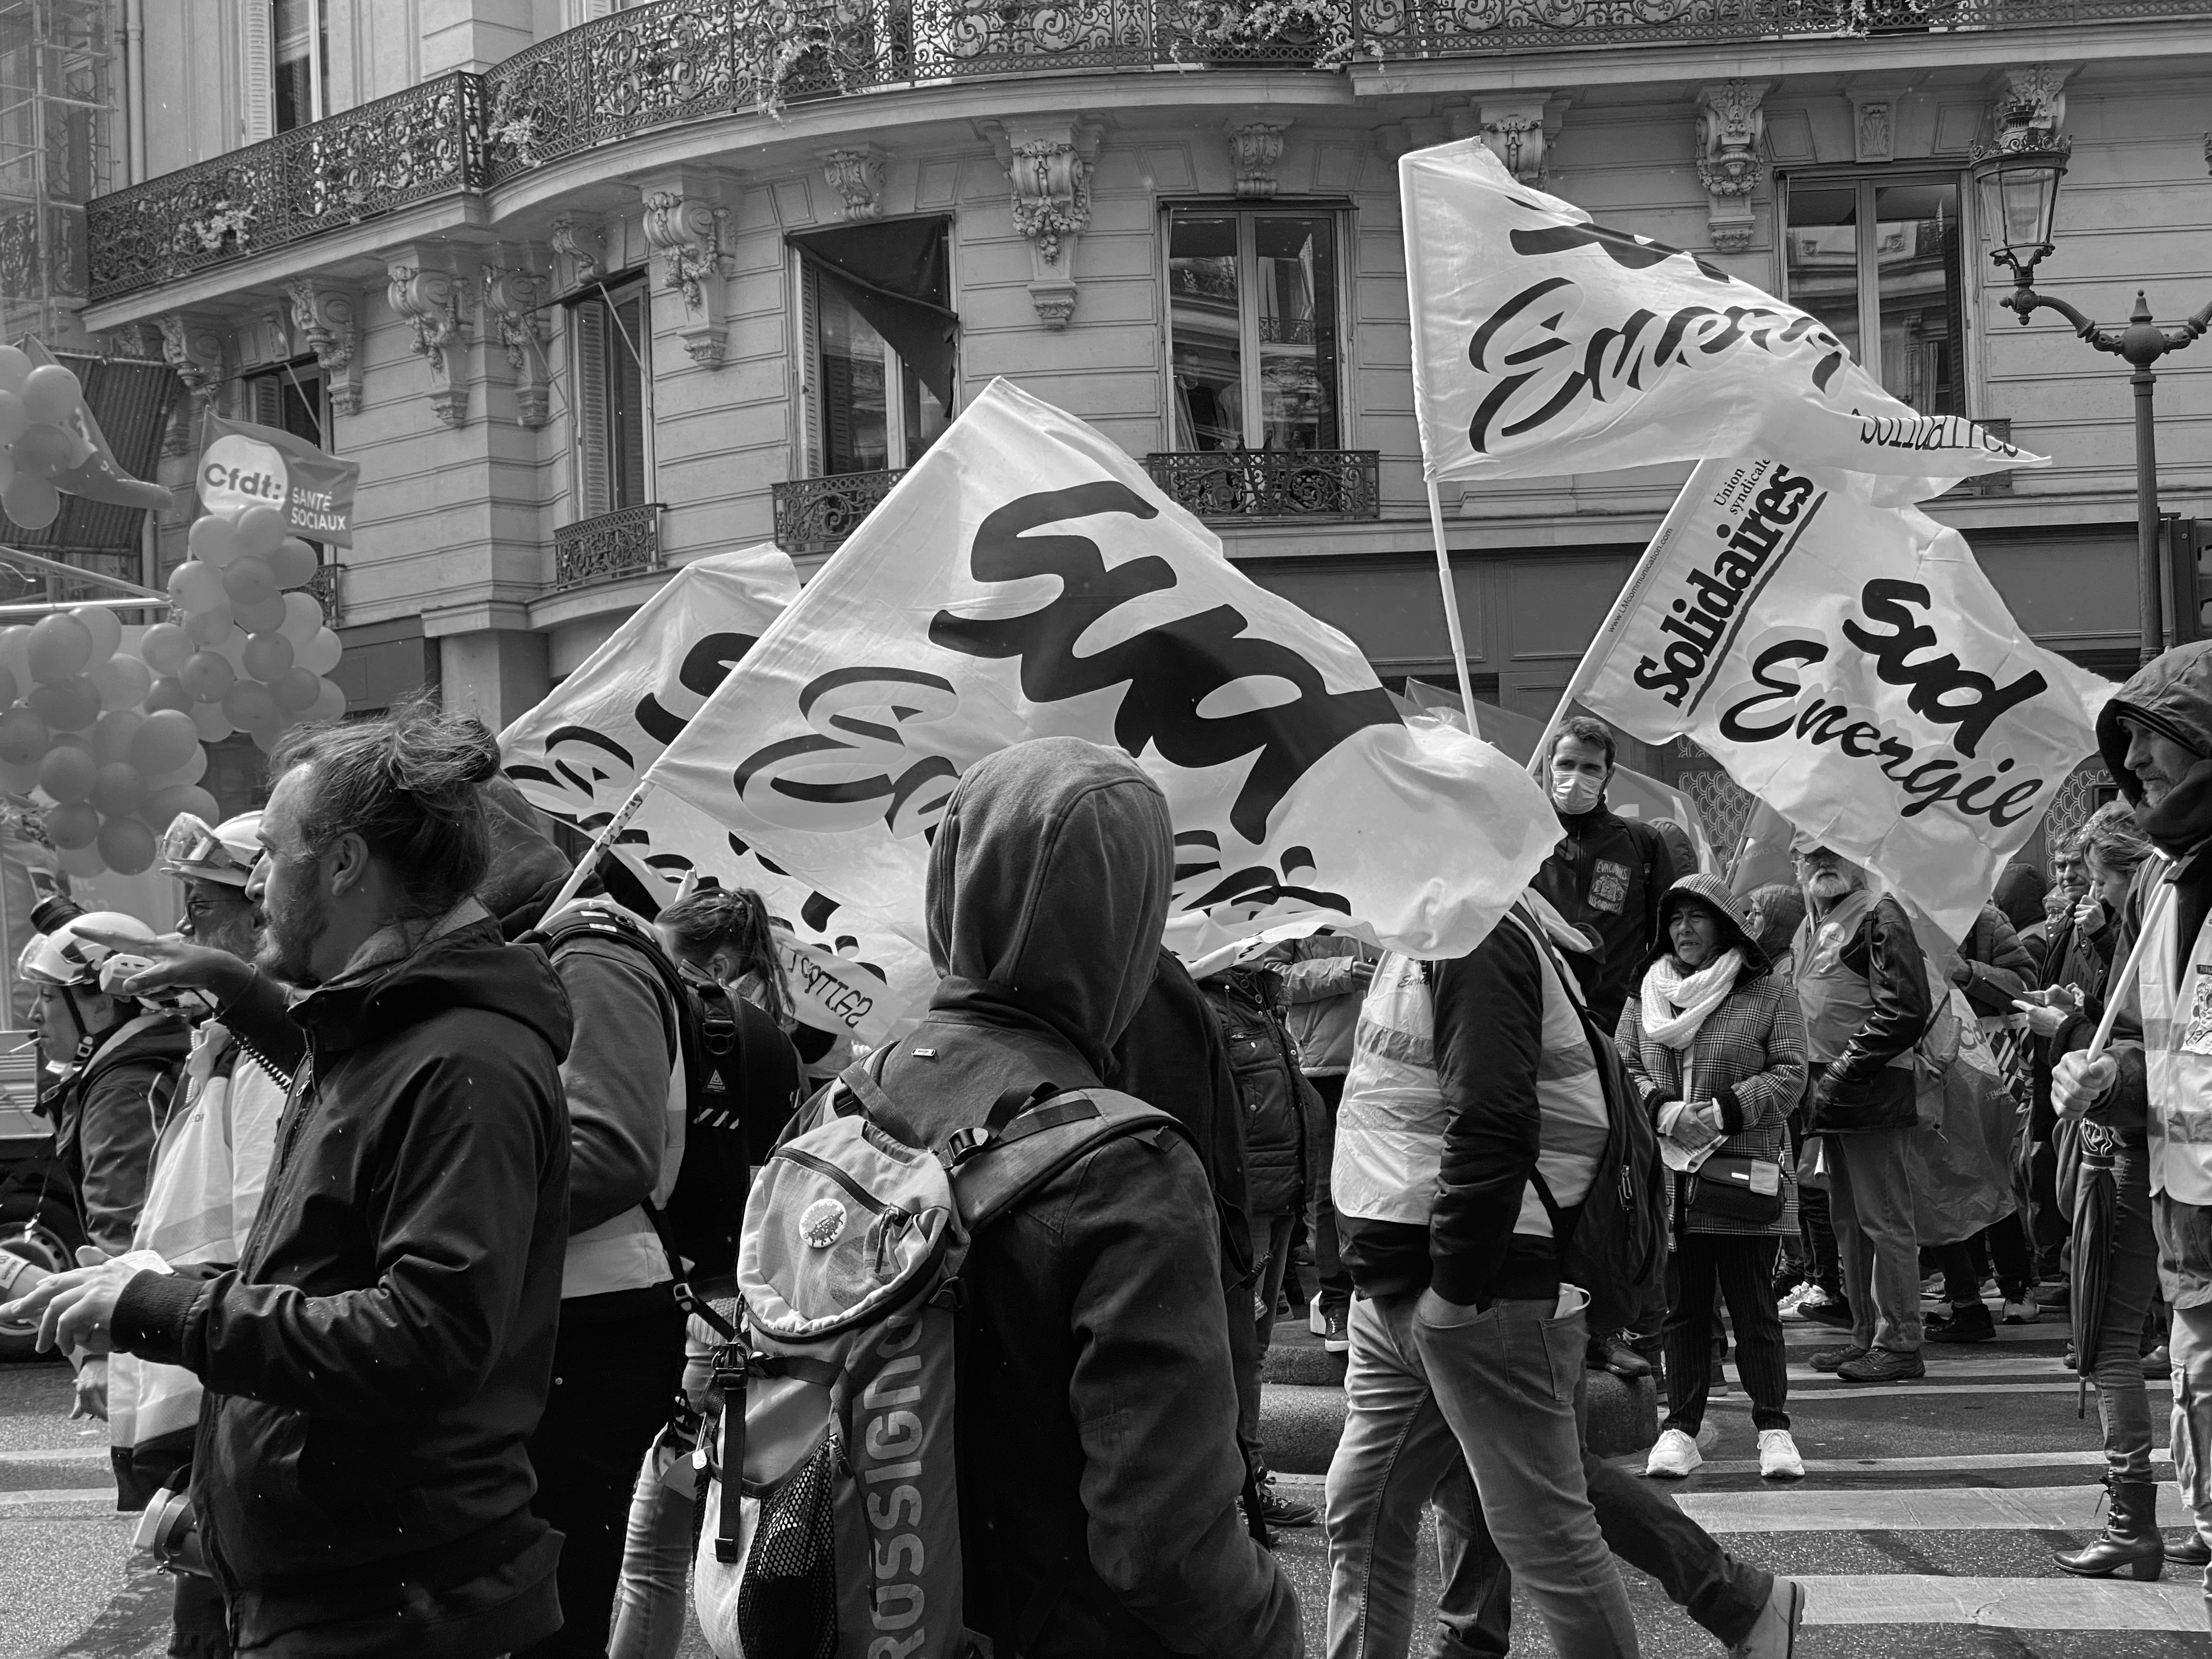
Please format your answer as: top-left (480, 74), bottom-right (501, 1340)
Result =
top-left (272, 0), bottom-right (328, 132)
top-left (792, 217), bottom-right (957, 475)
top-left (571, 277), bottom-right (652, 516)
top-left (1782, 176), bottom-right (1967, 416)
top-left (1167, 207), bottom-right (1344, 452)
top-left (245, 359), bottom-right (328, 447)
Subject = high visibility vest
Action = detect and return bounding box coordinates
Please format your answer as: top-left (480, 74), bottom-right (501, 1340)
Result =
top-left (2135, 888), bottom-right (2212, 1205)
top-left (560, 1041), bottom-right (685, 1300)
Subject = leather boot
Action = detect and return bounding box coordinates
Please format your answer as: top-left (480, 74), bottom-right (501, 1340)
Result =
top-left (2055, 1477), bottom-right (2165, 1580)
top-left (2170, 1531), bottom-right (2211, 1570)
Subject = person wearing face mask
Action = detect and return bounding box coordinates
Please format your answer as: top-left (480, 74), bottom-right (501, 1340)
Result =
top-left (1532, 716), bottom-right (1677, 1378)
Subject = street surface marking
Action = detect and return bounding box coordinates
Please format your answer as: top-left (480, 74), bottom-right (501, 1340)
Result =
top-left (1673, 1448), bottom-right (2171, 1475)
top-left (1714, 1381), bottom-right (2170, 1402)
top-left (1678, 1483), bottom-right (2103, 1531)
top-left (1786, 1355), bottom-right (2088, 1383)
top-left (1795, 1575), bottom-right (2209, 1629)
top-left (0, 1446), bottom-right (109, 1463)
top-left (0, 1485), bottom-right (115, 1508)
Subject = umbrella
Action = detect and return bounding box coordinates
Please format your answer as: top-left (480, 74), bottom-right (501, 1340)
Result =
top-left (2072, 1120), bottom-right (2121, 1419)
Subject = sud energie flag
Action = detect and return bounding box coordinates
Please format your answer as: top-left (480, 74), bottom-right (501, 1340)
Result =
top-left (1400, 138), bottom-right (2044, 488)
top-left (1573, 457), bottom-right (2109, 940)
top-left (497, 543), bottom-right (927, 1046)
top-left (643, 378), bottom-right (1559, 963)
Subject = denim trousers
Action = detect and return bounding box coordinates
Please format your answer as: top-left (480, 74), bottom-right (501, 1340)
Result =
top-left (2172, 1299), bottom-right (2212, 1551)
top-left (2080, 1138), bottom-right (2160, 1482)
top-left (1826, 1126), bottom-right (1924, 1353)
top-left (1306, 1074), bottom-right (1354, 1321)
top-left (1327, 1289), bottom-right (1769, 1659)
top-left (1236, 1210), bottom-right (1299, 1468)
top-left (608, 1312), bottom-right (723, 1659)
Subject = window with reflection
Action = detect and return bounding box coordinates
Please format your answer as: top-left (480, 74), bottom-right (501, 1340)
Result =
top-left (1783, 176), bottom-right (1965, 416)
top-left (1168, 207), bottom-right (1343, 450)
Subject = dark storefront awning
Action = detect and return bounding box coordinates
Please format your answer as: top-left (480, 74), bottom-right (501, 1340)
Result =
top-left (787, 217), bottom-right (958, 409)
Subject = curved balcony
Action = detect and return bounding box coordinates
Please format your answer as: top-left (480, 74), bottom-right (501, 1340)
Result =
top-left (86, 0), bottom-right (2212, 304)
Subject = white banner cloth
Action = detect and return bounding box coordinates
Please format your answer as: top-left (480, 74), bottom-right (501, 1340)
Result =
top-left (644, 379), bottom-right (1559, 963)
top-left (1401, 138), bottom-right (2046, 488)
top-left (1573, 458), bottom-right (2110, 941)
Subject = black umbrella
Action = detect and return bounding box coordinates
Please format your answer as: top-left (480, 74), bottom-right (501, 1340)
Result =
top-left (2072, 1120), bottom-right (2121, 1419)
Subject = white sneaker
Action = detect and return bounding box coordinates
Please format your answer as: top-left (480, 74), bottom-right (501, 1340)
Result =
top-left (1309, 1301), bottom-right (1326, 1337)
top-left (1779, 1285), bottom-right (1831, 1322)
top-left (2001, 1295), bottom-right (2039, 1325)
top-left (1645, 1427), bottom-right (1703, 1479)
top-left (1758, 1429), bottom-right (1805, 1480)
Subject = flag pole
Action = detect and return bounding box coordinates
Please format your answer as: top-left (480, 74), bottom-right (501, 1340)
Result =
top-left (1424, 478), bottom-right (1477, 717)
top-left (544, 780), bottom-right (654, 915)
top-left (0, 544), bottom-right (166, 599)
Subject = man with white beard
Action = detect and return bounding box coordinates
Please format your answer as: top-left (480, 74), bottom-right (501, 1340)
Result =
top-left (1790, 845), bottom-right (1932, 1385)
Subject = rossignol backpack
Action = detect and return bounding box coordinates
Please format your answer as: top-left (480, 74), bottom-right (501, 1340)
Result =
top-left (691, 1052), bottom-right (1192, 1659)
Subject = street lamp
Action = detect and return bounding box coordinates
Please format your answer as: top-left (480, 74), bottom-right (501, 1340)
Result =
top-left (1971, 122), bottom-right (2212, 664)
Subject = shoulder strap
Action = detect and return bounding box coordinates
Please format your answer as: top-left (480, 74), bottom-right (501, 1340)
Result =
top-left (951, 1088), bottom-right (1195, 1235)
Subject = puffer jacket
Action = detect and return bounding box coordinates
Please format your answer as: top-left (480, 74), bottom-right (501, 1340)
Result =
top-left (109, 903), bottom-right (572, 1659)
top-left (1277, 936), bottom-right (1376, 1076)
top-left (1199, 964), bottom-right (1311, 1219)
top-left (1955, 902), bottom-right (2036, 1020)
top-left (48, 1012), bottom-right (191, 1257)
top-left (848, 737), bottom-right (1299, 1659)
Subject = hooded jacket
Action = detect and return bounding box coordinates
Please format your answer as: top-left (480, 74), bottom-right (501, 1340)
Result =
top-left (1277, 935), bottom-right (1377, 1076)
top-left (851, 737), bottom-right (1299, 1659)
top-left (48, 1011), bottom-right (191, 1257)
top-left (110, 907), bottom-right (573, 1659)
top-left (1532, 797), bottom-right (1677, 1032)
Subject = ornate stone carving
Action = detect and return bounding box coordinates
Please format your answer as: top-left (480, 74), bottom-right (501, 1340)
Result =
top-left (549, 212), bottom-right (606, 291)
top-left (638, 182), bottom-right (729, 367)
top-left (1474, 97), bottom-right (1568, 185)
top-left (155, 311), bottom-right (226, 454)
top-left (821, 146), bottom-right (887, 219)
top-left (1994, 64), bottom-right (2071, 142)
top-left (284, 279), bottom-right (363, 415)
top-left (386, 256), bottom-right (472, 428)
top-left (979, 119), bottom-right (1099, 330)
top-left (1847, 86), bottom-right (1904, 164)
top-left (1228, 122), bottom-right (1290, 199)
top-left (481, 261), bottom-right (552, 428)
top-left (1696, 81), bottom-right (1769, 253)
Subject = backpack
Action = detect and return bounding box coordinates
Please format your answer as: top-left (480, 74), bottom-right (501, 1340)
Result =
top-left (1504, 909), bottom-right (1668, 1333)
top-left (691, 1051), bottom-right (1194, 1659)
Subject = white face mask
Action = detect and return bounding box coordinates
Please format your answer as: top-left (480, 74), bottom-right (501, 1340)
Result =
top-left (1552, 773), bottom-right (1604, 816)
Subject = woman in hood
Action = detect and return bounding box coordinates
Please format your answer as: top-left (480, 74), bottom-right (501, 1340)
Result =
top-left (1617, 874), bottom-right (1809, 1483)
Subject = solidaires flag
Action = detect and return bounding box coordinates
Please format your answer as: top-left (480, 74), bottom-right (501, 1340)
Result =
top-left (1400, 138), bottom-right (2045, 487)
top-left (1573, 458), bottom-right (2109, 941)
top-left (642, 377), bottom-right (1560, 963)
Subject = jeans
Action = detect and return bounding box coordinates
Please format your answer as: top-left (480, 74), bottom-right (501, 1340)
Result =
top-left (1828, 1126), bottom-right (1924, 1353)
top-left (2079, 1138), bottom-right (2162, 1482)
top-left (1235, 1210), bottom-right (1299, 1466)
top-left (517, 1295), bottom-right (687, 1659)
top-left (1790, 1111), bottom-right (1842, 1301)
top-left (1307, 1074), bottom-right (1353, 1323)
top-left (2173, 1298), bottom-right (2212, 1553)
top-left (609, 1312), bottom-right (723, 1659)
top-left (1663, 1235), bottom-right (1790, 1434)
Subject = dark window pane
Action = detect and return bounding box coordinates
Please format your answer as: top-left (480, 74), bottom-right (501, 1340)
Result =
top-left (1872, 182), bottom-right (1963, 415)
top-left (1254, 215), bottom-right (1338, 450)
top-left (1784, 185), bottom-right (1862, 363)
top-left (816, 271), bottom-right (889, 474)
top-left (609, 291), bottom-right (648, 507)
top-left (1169, 212), bottom-right (1243, 450)
top-left (273, 0), bottom-right (318, 132)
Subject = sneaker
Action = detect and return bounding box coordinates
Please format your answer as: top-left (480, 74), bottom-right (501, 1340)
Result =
top-left (1588, 1333), bottom-right (1653, 1379)
top-left (1757, 1429), bottom-right (1805, 1480)
top-left (1920, 1273), bottom-right (1946, 1301)
top-left (1309, 1302), bottom-right (1327, 1338)
top-left (1809, 1344), bottom-right (1867, 1372)
top-left (1315, 1302), bottom-right (1349, 1355)
top-left (1256, 1478), bottom-right (1317, 1527)
top-left (1836, 1346), bottom-right (1927, 1384)
top-left (1927, 1302), bottom-right (1996, 1344)
top-left (2001, 1295), bottom-right (2040, 1325)
top-left (1776, 1283), bottom-right (1814, 1317)
top-left (1645, 1427), bottom-right (1704, 1478)
top-left (1771, 1269), bottom-right (1807, 1304)
top-left (1797, 1294), bottom-right (1854, 1329)
top-left (1728, 1576), bottom-right (1804, 1659)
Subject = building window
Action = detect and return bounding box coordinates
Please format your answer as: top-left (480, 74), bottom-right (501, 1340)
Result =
top-left (571, 278), bottom-right (652, 516)
top-left (1782, 176), bottom-right (1967, 416)
top-left (1167, 207), bottom-right (1344, 452)
top-left (245, 359), bottom-right (328, 446)
top-left (272, 0), bottom-right (327, 132)
top-left (794, 218), bottom-right (955, 476)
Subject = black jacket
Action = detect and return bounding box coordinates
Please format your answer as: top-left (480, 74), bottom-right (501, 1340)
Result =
top-left (112, 910), bottom-right (573, 1659)
top-left (1532, 801), bottom-right (1675, 1032)
top-left (1198, 964), bottom-right (1311, 1219)
top-left (49, 1012), bottom-right (190, 1257)
top-left (1804, 894), bottom-right (1931, 1134)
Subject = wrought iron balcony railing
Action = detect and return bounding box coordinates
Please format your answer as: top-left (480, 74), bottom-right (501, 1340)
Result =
top-left (774, 470), bottom-right (905, 555)
top-left (1144, 449), bottom-right (1381, 520)
top-left (303, 560), bottom-right (347, 628)
top-left (555, 504), bottom-right (665, 589)
top-left (86, 0), bottom-right (2212, 304)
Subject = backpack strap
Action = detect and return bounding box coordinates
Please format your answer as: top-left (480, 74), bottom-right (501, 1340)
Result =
top-left (951, 1088), bottom-right (1195, 1235)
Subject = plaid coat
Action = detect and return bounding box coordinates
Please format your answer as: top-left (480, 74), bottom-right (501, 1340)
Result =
top-left (1616, 965), bottom-right (1808, 1238)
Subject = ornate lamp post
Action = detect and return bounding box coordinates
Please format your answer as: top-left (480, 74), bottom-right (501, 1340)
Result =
top-left (1972, 117), bottom-right (2212, 663)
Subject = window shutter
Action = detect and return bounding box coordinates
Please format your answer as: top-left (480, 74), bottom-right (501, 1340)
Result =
top-left (573, 299), bottom-right (611, 518)
top-left (612, 291), bottom-right (648, 510)
top-left (251, 375), bottom-right (283, 427)
top-left (794, 258), bottom-right (821, 478)
top-left (241, 3), bottom-right (274, 144)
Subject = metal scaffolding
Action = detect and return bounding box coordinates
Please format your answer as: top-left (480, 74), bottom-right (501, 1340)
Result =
top-left (0, 0), bottom-right (114, 346)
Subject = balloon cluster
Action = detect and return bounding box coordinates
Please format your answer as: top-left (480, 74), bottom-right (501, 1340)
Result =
top-left (0, 607), bottom-right (219, 876)
top-left (155, 503), bottom-right (346, 765)
top-left (0, 346), bottom-right (97, 532)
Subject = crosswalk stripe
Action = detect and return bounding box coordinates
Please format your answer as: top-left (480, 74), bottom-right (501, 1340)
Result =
top-left (1673, 1448), bottom-right (2171, 1475)
top-left (1785, 1356), bottom-right (2089, 1382)
top-left (1795, 1575), bottom-right (2207, 1630)
top-left (1713, 1380), bottom-right (2169, 1403)
top-left (1678, 1484), bottom-right (2103, 1531)
top-left (0, 1447), bottom-right (108, 1464)
top-left (0, 1486), bottom-right (115, 1509)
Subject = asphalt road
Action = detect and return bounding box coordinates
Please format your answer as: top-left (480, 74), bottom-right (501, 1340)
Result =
top-left (6, 1297), bottom-right (2208, 1658)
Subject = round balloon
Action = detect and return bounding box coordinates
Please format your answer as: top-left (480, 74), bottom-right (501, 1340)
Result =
top-left (0, 706), bottom-right (46, 765)
top-left (190, 702), bottom-right (234, 743)
top-left (188, 514), bottom-right (243, 570)
top-left (2, 472), bottom-right (59, 530)
top-left (268, 538), bottom-right (319, 590)
top-left (222, 556), bottom-right (278, 608)
top-left (144, 675), bottom-right (193, 714)
top-left (0, 667), bottom-right (15, 710)
top-left (0, 390), bottom-right (26, 447)
top-left (297, 628), bottom-right (343, 676)
top-left (36, 744), bottom-right (96, 803)
top-left (268, 667), bottom-right (321, 713)
top-left (0, 757), bottom-right (41, 794)
top-left (70, 606), bottom-right (122, 666)
top-left (89, 761), bottom-right (147, 819)
top-left (137, 622), bottom-right (193, 677)
top-left (10, 422), bottom-right (75, 477)
top-left (20, 364), bottom-right (81, 427)
top-left (222, 679), bottom-right (278, 730)
top-left (235, 506), bottom-right (287, 558)
top-left (140, 783), bottom-right (218, 834)
top-left (0, 627), bottom-right (26, 686)
top-left (0, 346), bottom-right (30, 395)
top-left (42, 799), bottom-right (97, 850)
top-left (183, 605), bottom-right (234, 648)
top-left (90, 653), bottom-right (153, 712)
top-left (232, 592), bottom-right (286, 633)
top-left (280, 592), bottom-right (324, 641)
top-left (27, 676), bottom-right (100, 732)
top-left (167, 560), bottom-right (226, 613)
top-left (179, 650), bottom-right (238, 704)
top-left (93, 709), bottom-right (143, 766)
top-left (130, 708), bottom-right (200, 774)
top-left (25, 614), bottom-right (93, 685)
top-left (97, 814), bottom-right (158, 876)
top-left (307, 676), bottom-right (347, 724)
top-left (242, 631), bottom-right (295, 681)
top-left (149, 744), bottom-right (208, 787)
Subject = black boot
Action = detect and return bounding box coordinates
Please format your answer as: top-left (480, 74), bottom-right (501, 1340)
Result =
top-left (2171, 1531), bottom-right (2210, 1569)
top-left (2055, 1477), bottom-right (2165, 1580)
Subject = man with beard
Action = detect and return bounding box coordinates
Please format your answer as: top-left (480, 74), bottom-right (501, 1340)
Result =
top-left (7, 709), bottom-right (573, 1659)
top-left (1792, 845), bottom-right (1932, 1385)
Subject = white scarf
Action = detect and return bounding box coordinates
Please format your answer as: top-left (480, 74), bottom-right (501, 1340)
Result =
top-left (1640, 947), bottom-right (1745, 1052)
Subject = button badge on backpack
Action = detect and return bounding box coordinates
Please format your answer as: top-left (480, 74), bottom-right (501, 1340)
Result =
top-left (801, 1198), bottom-right (847, 1249)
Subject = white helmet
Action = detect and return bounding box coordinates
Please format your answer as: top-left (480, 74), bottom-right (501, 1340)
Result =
top-left (18, 912), bottom-right (158, 990)
top-left (159, 811), bottom-right (263, 888)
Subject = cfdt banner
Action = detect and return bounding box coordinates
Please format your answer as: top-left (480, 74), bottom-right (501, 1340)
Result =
top-left (496, 543), bottom-right (927, 1045)
top-left (196, 412), bottom-right (360, 544)
top-left (1399, 138), bottom-right (2045, 488)
top-left (645, 379), bottom-right (1558, 963)
top-left (1575, 458), bottom-right (2109, 940)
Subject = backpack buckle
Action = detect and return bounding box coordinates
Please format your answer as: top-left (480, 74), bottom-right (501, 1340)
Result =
top-left (942, 1125), bottom-right (992, 1166)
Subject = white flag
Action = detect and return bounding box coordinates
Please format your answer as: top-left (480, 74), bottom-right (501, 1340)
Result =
top-left (1401, 138), bottom-right (2045, 487)
top-left (1573, 458), bottom-right (2111, 940)
top-left (497, 544), bottom-right (927, 1046)
top-left (644, 379), bottom-right (1559, 962)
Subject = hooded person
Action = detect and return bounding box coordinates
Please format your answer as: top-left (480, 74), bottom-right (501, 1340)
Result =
top-left (832, 736), bottom-right (1300, 1657)
top-left (2056, 640), bottom-right (2212, 1615)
